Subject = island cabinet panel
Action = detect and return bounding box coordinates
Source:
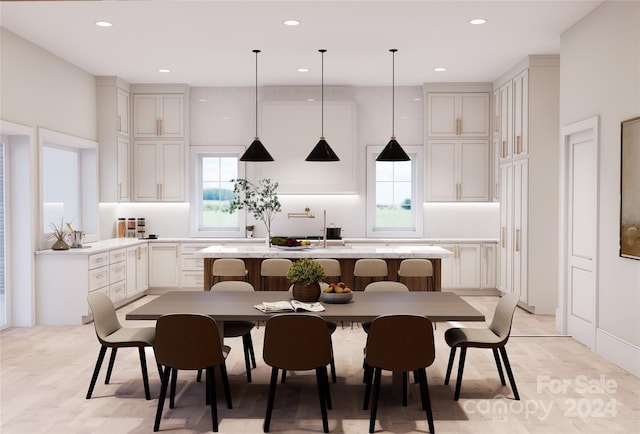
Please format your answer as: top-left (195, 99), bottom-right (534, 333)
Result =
top-left (202, 256), bottom-right (444, 293)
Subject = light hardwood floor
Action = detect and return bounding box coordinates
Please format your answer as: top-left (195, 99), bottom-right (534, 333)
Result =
top-left (1, 295), bottom-right (638, 434)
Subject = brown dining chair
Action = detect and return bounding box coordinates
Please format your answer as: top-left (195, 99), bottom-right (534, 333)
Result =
top-left (212, 258), bottom-right (248, 284)
top-left (363, 314), bottom-right (436, 434)
top-left (353, 259), bottom-right (388, 291)
top-left (86, 291), bottom-right (159, 400)
top-left (397, 258), bottom-right (434, 291)
top-left (263, 314), bottom-right (333, 433)
top-left (210, 280), bottom-right (257, 382)
top-left (153, 313), bottom-right (232, 432)
top-left (260, 258), bottom-right (293, 291)
top-left (444, 292), bottom-right (520, 401)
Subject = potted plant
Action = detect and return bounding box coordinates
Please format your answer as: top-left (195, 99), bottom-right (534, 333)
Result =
top-left (49, 221), bottom-right (70, 250)
top-left (227, 178), bottom-right (281, 246)
top-left (287, 258), bottom-right (326, 302)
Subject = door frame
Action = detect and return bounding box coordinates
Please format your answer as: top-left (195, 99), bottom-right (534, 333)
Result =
top-left (557, 116), bottom-right (599, 339)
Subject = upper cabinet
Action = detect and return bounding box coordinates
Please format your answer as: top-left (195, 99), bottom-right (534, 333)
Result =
top-left (97, 77), bottom-right (131, 203)
top-left (427, 92), bottom-right (490, 137)
top-left (131, 85), bottom-right (189, 202)
top-left (424, 83), bottom-right (492, 202)
top-left (133, 94), bottom-right (184, 138)
top-left (497, 70), bottom-right (529, 161)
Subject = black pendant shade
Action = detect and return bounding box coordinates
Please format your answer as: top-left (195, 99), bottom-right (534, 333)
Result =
top-left (241, 137), bottom-right (274, 162)
top-left (306, 49), bottom-right (340, 162)
top-left (306, 137), bottom-right (340, 161)
top-left (241, 49), bottom-right (274, 162)
top-left (377, 49), bottom-right (410, 162)
top-left (377, 137), bottom-right (410, 161)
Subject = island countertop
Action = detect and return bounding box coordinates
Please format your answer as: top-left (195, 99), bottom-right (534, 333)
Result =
top-left (194, 244), bottom-right (452, 292)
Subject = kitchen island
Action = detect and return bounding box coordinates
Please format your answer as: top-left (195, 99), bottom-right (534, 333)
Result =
top-left (193, 245), bottom-right (453, 291)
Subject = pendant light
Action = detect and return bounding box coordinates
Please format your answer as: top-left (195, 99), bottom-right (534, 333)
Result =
top-left (376, 49), bottom-right (410, 162)
top-left (306, 49), bottom-right (340, 162)
top-left (240, 49), bottom-right (274, 162)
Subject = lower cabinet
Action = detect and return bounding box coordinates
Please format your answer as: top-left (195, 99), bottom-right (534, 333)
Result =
top-left (127, 244), bottom-right (149, 296)
top-left (439, 242), bottom-right (497, 290)
top-left (180, 243), bottom-right (211, 289)
top-left (149, 242), bottom-right (180, 288)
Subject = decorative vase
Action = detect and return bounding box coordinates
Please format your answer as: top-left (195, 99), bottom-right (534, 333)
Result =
top-left (292, 282), bottom-right (321, 303)
top-left (52, 238), bottom-right (70, 250)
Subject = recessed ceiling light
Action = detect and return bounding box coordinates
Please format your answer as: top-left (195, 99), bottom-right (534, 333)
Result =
top-left (413, 98), bottom-right (422, 102)
top-left (297, 68), bottom-right (310, 73)
top-left (158, 69), bottom-right (171, 73)
top-left (307, 98), bottom-right (316, 102)
top-left (95, 21), bottom-right (113, 27)
top-left (198, 99), bottom-right (207, 102)
top-left (434, 67), bottom-right (447, 72)
top-left (284, 19), bottom-right (301, 26)
top-left (469, 18), bottom-right (487, 25)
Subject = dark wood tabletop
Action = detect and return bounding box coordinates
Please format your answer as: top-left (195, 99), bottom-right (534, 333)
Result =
top-left (126, 291), bottom-right (485, 323)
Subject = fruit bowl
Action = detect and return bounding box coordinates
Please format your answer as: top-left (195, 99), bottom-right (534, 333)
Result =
top-left (319, 291), bottom-right (353, 304)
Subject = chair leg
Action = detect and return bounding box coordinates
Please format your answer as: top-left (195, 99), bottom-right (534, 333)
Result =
top-left (105, 348), bottom-right (117, 384)
top-left (264, 367), bottom-right (279, 433)
top-left (138, 347), bottom-right (151, 400)
top-left (220, 362), bottom-right (233, 409)
top-left (363, 362), bottom-right (374, 410)
top-left (170, 368), bottom-right (178, 408)
top-left (418, 368), bottom-right (435, 434)
top-left (492, 348), bottom-right (506, 386)
top-left (281, 370), bottom-right (287, 383)
top-left (444, 347), bottom-right (456, 385)
top-left (330, 356), bottom-right (337, 384)
top-left (154, 366), bottom-right (172, 432)
top-left (157, 363), bottom-right (164, 381)
top-left (242, 334), bottom-right (253, 383)
top-left (86, 346), bottom-right (108, 399)
top-left (454, 348), bottom-right (467, 401)
top-left (207, 366), bottom-right (219, 432)
top-left (247, 333), bottom-right (257, 368)
top-left (197, 369), bottom-right (203, 382)
top-left (499, 347), bottom-right (520, 400)
top-left (315, 368), bottom-right (329, 433)
top-left (322, 367), bottom-right (332, 410)
top-left (402, 371), bottom-right (408, 407)
top-left (369, 368), bottom-right (382, 433)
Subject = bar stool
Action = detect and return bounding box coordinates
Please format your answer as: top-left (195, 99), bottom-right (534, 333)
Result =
top-left (260, 258), bottom-right (293, 291)
top-left (397, 259), bottom-right (434, 291)
top-left (212, 258), bottom-right (248, 284)
top-left (353, 259), bottom-right (388, 291)
top-left (314, 259), bottom-right (342, 284)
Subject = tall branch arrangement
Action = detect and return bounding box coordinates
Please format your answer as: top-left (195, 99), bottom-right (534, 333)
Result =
top-left (227, 178), bottom-right (282, 238)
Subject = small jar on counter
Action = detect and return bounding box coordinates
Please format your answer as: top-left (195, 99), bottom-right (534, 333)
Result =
top-left (117, 218), bottom-right (126, 238)
top-left (127, 218), bottom-right (136, 238)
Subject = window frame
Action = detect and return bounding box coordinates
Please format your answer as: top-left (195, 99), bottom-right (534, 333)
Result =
top-left (189, 146), bottom-right (246, 238)
top-left (366, 144), bottom-right (424, 238)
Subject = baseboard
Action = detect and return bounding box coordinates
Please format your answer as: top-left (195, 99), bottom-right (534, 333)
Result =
top-left (596, 328), bottom-right (640, 377)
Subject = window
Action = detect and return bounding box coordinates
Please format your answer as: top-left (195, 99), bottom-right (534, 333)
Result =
top-left (366, 145), bottom-right (423, 237)
top-left (191, 147), bottom-right (245, 237)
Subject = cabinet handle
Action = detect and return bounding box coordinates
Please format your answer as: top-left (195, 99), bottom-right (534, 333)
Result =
top-left (137, 246), bottom-right (141, 260)
top-left (456, 118), bottom-right (462, 135)
top-left (515, 228), bottom-right (520, 252)
top-left (501, 227), bottom-right (506, 248)
top-left (516, 136), bottom-right (521, 154)
top-left (159, 119), bottom-right (163, 136)
top-left (494, 115), bottom-right (499, 133)
top-left (502, 140), bottom-right (506, 158)
top-left (159, 184), bottom-right (163, 200)
top-left (118, 115), bottom-right (122, 133)
top-left (175, 245), bottom-right (179, 258)
top-left (118, 182), bottom-right (122, 200)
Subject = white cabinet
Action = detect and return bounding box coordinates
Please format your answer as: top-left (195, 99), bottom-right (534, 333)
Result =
top-left (481, 242), bottom-right (497, 289)
top-left (180, 242), bottom-right (211, 289)
top-left (149, 243), bottom-right (180, 288)
top-left (427, 140), bottom-right (490, 201)
top-left (439, 243), bottom-right (481, 289)
top-left (127, 244), bottom-right (148, 297)
top-left (133, 94), bottom-right (184, 138)
top-left (97, 77), bottom-right (131, 203)
top-left (109, 248), bottom-right (128, 303)
top-left (133, 140), bottom-right (184, 201)
top-left (494, 55), bottom-right (559, 314)
top-left (427, 93), bottom-right (490, 137)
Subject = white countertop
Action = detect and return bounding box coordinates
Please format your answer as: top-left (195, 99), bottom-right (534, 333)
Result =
top-left (193, 244), bottom-right (453, 259)
top-left (34, 238), bottom-right (148, 255)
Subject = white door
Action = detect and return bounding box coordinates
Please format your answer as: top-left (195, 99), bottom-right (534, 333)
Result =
top-left (566, 124), bottom-right (598, 349)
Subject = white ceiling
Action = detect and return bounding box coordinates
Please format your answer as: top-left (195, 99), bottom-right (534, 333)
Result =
top-left (0, 0), bottom-right (601, 87)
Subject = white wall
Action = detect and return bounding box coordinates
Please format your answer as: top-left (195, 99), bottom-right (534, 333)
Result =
top-left (0, 28), bottom-right (98, 326)
top-left (560, 1), bottom-right (640, 370)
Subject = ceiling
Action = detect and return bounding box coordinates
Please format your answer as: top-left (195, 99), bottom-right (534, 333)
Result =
top-left (0, 1), bottom-right (601, 88)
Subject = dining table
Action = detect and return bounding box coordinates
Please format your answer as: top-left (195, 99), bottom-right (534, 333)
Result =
top-left (126, 290), bottom-right (485, 399)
